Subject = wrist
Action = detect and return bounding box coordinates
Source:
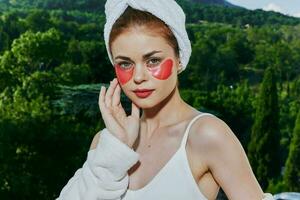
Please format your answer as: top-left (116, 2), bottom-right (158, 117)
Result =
top-left (88, 128), bottom-right (139, 179)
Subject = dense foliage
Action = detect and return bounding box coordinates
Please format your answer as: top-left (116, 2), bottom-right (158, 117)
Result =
top-left (284, 111), bottom-right (300, 191)
top-left (247, 67), bottom-right (281, 189)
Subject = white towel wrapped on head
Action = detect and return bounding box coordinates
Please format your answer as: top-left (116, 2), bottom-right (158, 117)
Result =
top-left (104, 0), bottom-right (192, 74)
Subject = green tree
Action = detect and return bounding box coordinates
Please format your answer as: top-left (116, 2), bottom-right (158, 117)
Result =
top-left (1, 10), bottom-right (26, 44)
top-left (283, 110), bottom-right (300, 191)
top-left (247, 67), bottom-right (281, 189)
top-left (0, 51), bottom-right (23, 90)
top-left (0, 71), bottom-right (56, 120)
top-left (0, 29), bottom-right (9, 52)
top-left (25, 9), bottom-right (52, 32)
top-left (54, 62), bottom-right (92, 85)
top-left (11, 28), bottom-right (65, 74)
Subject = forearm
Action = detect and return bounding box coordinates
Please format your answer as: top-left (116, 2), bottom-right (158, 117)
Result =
top-left (56, 128), bottom-right (140, 200)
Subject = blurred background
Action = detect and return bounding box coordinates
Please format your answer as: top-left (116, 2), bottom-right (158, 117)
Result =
top-left (0, 0), bottom-right (299, 199)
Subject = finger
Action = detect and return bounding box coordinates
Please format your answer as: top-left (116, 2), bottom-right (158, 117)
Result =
top-left (99, 86), bottom-right (106, 112)
top-left (105, 79), bottom-right (117, 107)
top-left (131, 102), bottom-right (140, 118)
top-left (112, 82), bottom-right (121, 106)
top-left (117, 101), bottom-right (127, 116)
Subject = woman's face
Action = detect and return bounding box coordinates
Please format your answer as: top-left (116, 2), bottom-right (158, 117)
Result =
top-left (110, 28), bottom-right (180, 109)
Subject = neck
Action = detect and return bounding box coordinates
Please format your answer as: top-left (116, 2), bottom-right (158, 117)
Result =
top-left (140, 86), bottom-right (191, 139)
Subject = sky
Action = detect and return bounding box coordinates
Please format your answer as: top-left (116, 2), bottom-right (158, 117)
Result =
top-left (227, 0), bottom-right (300, 18)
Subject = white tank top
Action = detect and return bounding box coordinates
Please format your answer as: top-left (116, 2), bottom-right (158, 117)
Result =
top-left (121, 113), bottom-right (213, 200)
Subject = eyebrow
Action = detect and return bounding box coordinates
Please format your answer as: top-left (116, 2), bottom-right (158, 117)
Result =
top-left (114, 50), bottom-right (162, 62)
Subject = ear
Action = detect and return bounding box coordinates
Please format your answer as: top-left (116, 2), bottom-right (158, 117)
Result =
top-left (177, 60), bottom-right (183, 73)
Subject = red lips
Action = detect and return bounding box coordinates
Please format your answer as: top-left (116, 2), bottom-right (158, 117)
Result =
top-left (133, 89), bottom-right (155, 98)
top-left (133, 89), bottom-right (154, 92)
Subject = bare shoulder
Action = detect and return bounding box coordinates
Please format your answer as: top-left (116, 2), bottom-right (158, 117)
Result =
top-left (191, 114), bottom-right (238, 146)
top-left (190, 114), bottom-right (264, 199)
top-left (89, 130), bottom-right (102, 150)
top-left (190, 114), bottom-right (243, 162)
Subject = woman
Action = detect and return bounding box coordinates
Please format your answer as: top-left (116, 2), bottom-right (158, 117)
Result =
top-left (57, 0), bottom-right (274, 199)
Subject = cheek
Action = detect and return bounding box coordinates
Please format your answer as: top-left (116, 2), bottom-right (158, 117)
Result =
top-left (148, 59), bottom-right (173, 80)
top-left (114, 64), bottom-right (134, 85)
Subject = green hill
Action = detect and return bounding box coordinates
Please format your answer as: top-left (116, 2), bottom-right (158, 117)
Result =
top-left (0, 0), bottom-right (299, 26)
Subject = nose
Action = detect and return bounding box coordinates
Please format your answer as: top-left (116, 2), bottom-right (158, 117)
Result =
top-left (133, 63), bottom-right (148, 84)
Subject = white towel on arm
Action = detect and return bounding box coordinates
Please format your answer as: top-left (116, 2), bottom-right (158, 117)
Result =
top-left (56, 128), bottom-right (140, 200)
top-left (262, 193), bottom-right (275, 200)
top-left (103, 0), bottom-right (192, 74)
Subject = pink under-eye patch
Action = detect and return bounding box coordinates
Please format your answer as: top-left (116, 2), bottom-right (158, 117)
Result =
top-left (148, 58), bottom-right (173, 80)
top-left (114, 64), bottom-right (134, 85)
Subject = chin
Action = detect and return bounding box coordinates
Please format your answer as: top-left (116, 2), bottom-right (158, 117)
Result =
top-left (132, 98), bottom-right (158, 109)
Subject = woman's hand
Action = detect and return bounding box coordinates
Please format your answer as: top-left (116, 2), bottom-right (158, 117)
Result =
top-left (98, 78), bottom-right (140, 148)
